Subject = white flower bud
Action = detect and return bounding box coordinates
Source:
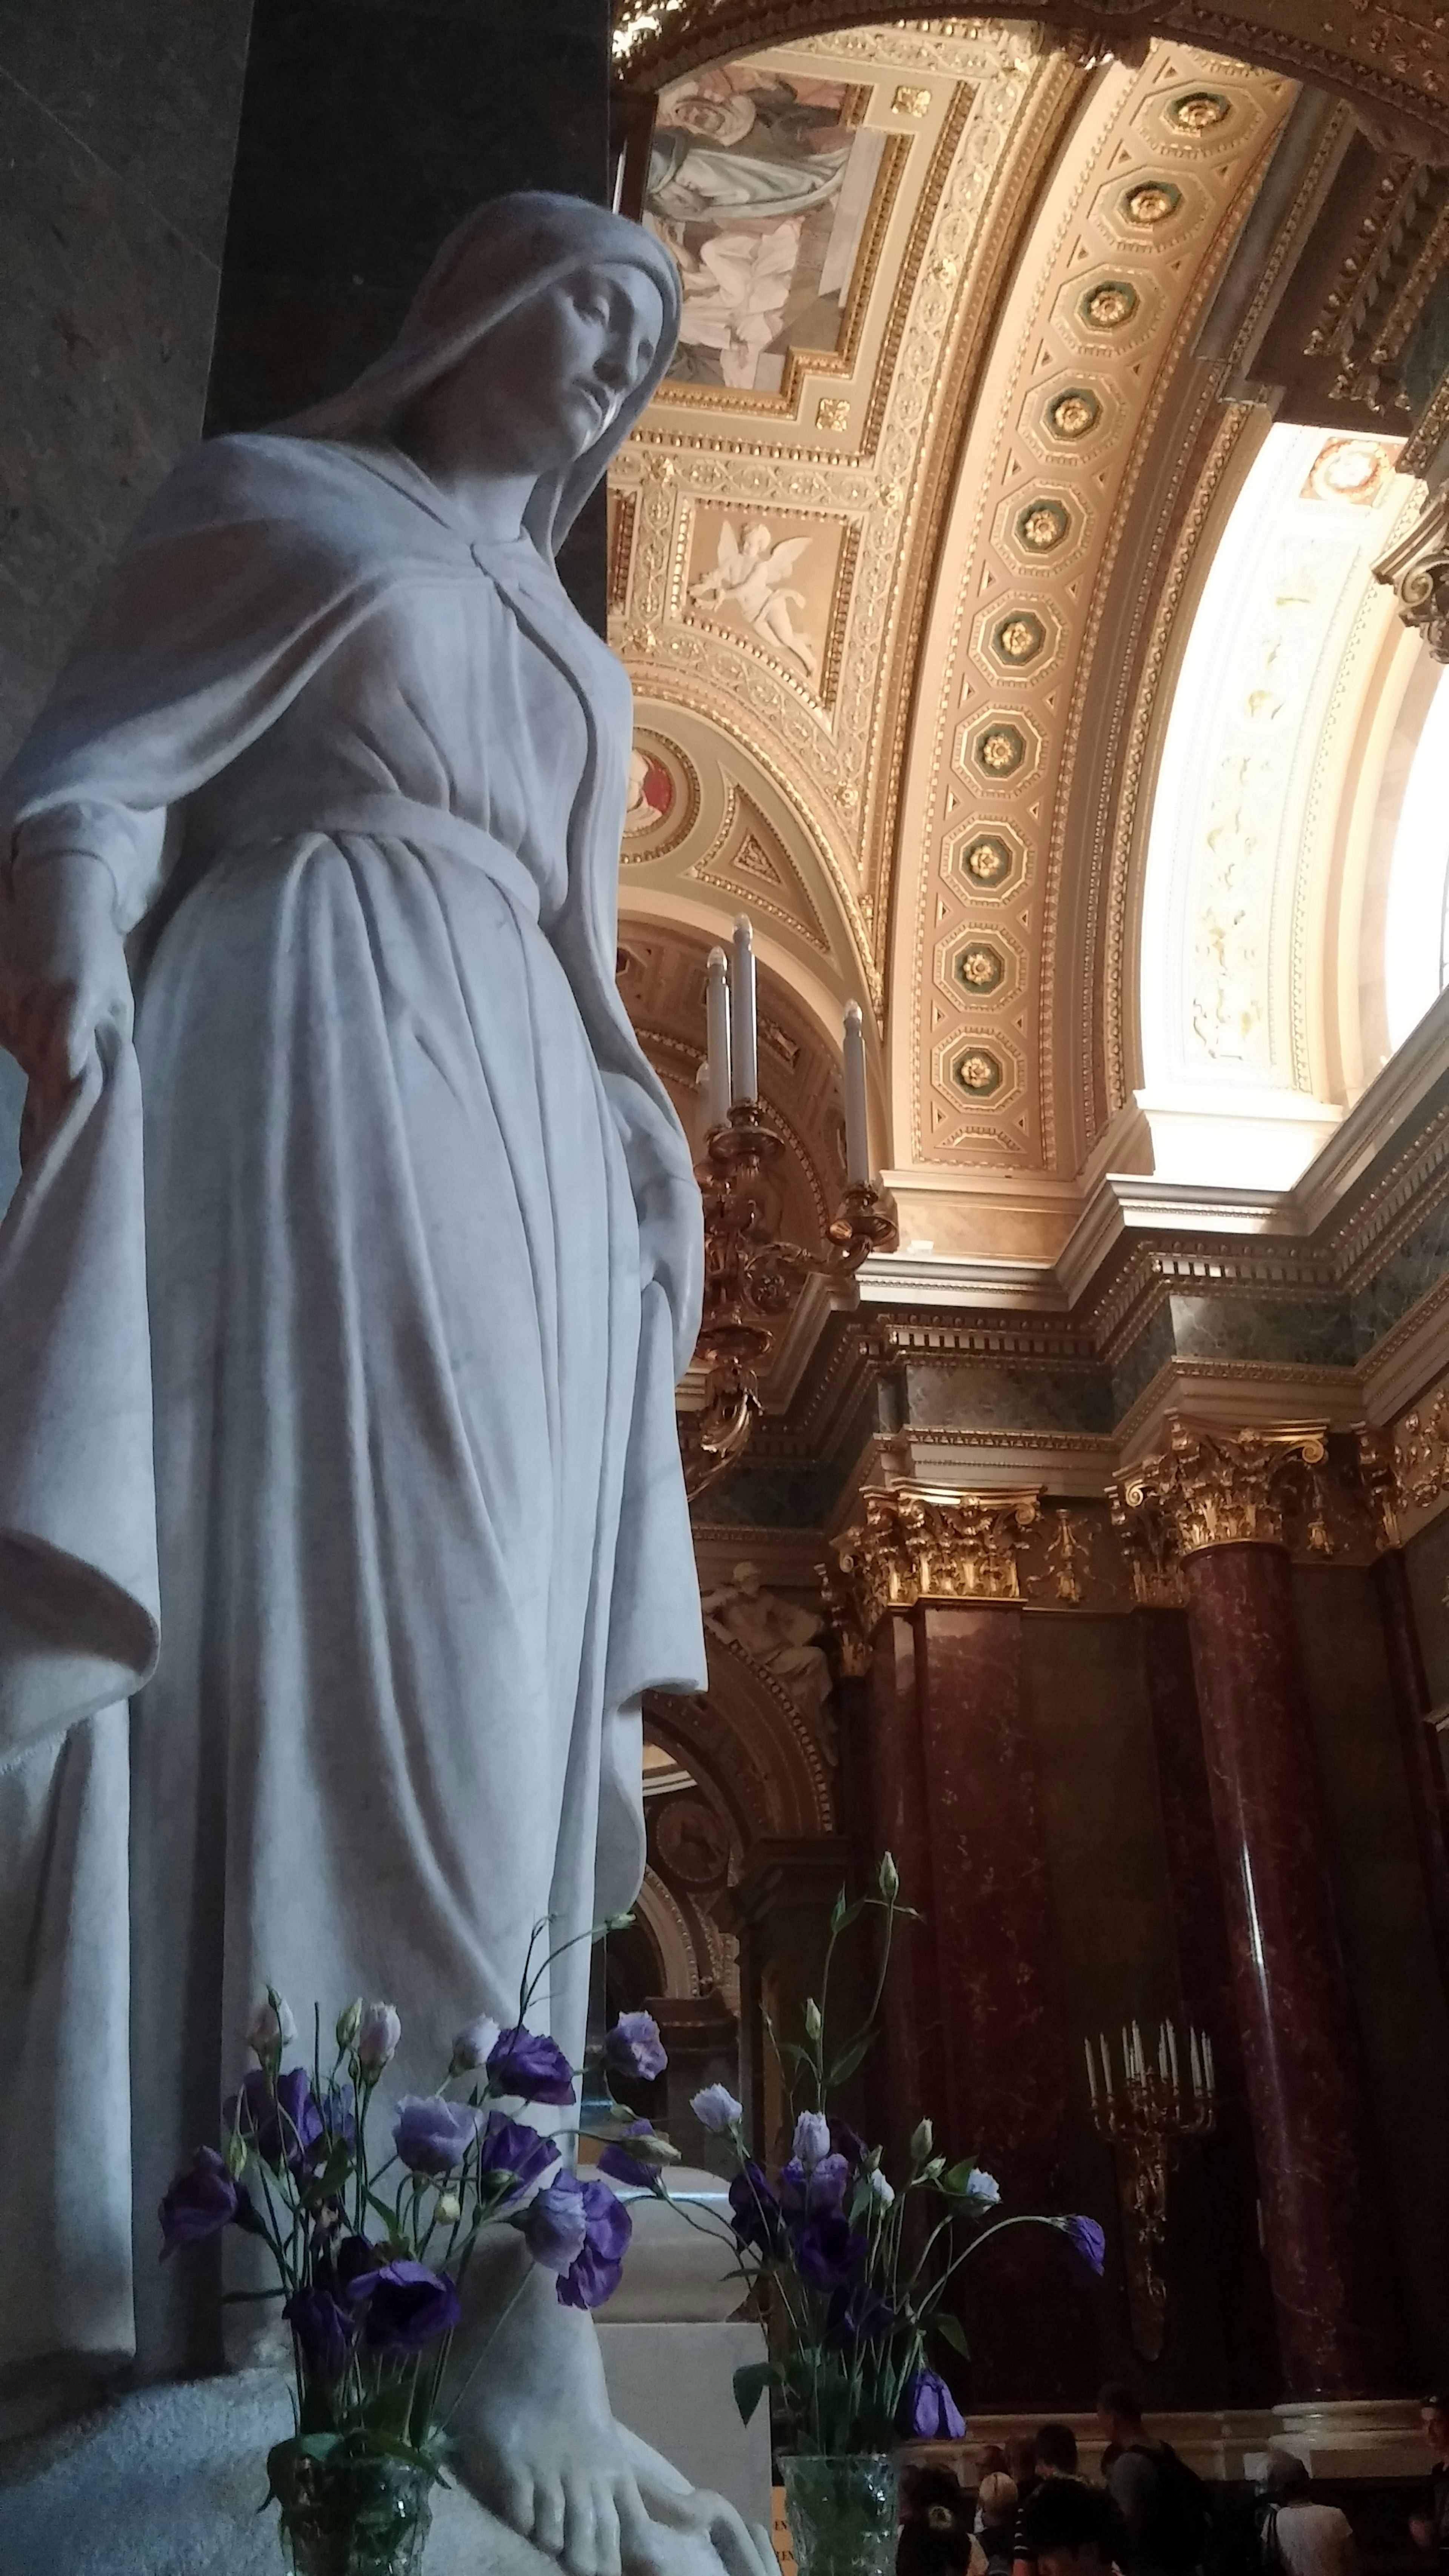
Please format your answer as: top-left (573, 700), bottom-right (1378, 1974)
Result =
top-left (449, 2013), bottom-right (502, 2076)
top-left (356, 2001), bottom-right (401, 2077)
top-left (868, 2169), bottom-right (895, 2207)
top-left (335, 1999), bottom-right (363, 2052)
top-left (245, 1993), bottom-right (295, 2059)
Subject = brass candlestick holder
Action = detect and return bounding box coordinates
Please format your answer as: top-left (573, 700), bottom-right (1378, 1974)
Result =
top-left (1086, 2019), bottom-right (1216, 2362)
top-left (681, 1100), bottom-right (897, 1499)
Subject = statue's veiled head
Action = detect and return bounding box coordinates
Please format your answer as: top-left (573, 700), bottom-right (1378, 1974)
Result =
top-left (287, 192), bottom-right (681, 558)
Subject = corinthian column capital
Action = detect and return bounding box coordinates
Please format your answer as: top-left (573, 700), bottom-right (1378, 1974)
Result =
top-left (1374, 483), bottom-right (1449, 662)
top-left (827, 1482), bottom-right (1041, 1639)
top-left (1116, 1419), bottom-right (1329, 1559)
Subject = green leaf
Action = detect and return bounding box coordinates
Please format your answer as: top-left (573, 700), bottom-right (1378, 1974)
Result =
top-left (941, 2159), bottom-right (979, 2196)
top-left (774, 2039), bottom-right (815, 2073)
top-left (827, 2035), bottom-right (874, 2087)
top-left (934, 2311), bottom-right (971, 2359)
top-left (733, 2361), bottom-right (775, 2426)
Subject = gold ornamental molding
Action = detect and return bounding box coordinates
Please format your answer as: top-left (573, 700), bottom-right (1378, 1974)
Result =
top-left (611, 2), bottom-right (1449, 158)
top-left (1115, 1418), bottom-right (1331, 1559)
top-left (827, 1481), bottom-right (1042, 1641)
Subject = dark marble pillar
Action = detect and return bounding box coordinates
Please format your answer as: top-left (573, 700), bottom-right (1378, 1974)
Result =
top-left (860, 1617), bottom-right (948, 2177)
top-left (1137, 1607), bottom-right (1280, 2399)
top-left (1372, 1547), bottom-right (1449, 2005)
top-left (910, 1603), bottom-right (1094, 2404)
top-left (1183, 1544), bottom-right (1399, 2395)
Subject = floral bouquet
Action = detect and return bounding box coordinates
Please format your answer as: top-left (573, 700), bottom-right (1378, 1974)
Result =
top-left (159, 1919), bottom-right (675, 2576)
top-left (597, 1857), bottom-right (1105, 2576)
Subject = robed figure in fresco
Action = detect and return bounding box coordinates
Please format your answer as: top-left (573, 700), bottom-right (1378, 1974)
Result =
top-left (0, 193), bottom-right (765, 2575)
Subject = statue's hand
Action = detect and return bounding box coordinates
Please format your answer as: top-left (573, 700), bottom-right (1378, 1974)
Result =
top-left (1, 851), bottom-right (132, 1110)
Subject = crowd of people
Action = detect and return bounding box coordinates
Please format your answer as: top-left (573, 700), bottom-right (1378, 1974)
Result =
top-left (897, 2386), bottom-right (1449, 2576)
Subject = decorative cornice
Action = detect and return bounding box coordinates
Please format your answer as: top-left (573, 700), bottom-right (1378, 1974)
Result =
top-left (1115, 1418), bottom-right (1330, 1558)
top-left (829, 1481), bottom-right (1041, 1636)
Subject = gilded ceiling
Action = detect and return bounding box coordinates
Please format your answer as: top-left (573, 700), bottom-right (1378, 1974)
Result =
top-left (609, 15), bottom-right (1301, 1225)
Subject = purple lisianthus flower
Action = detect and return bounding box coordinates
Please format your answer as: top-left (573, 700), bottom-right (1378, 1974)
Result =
top-left (394, 2095), bottom-right (481, 2177)
top-left (604, 2012), bottom-right (667, 2089)
top-left (317, 2081), bottom-right (357, 2152)
top-left (598, 2119), bottom-right (666, 2187)
top-left (159, 2147), bottom-right (243, 2257)
top-left (477, 2111), bottom-right (558, 2204)
top-left (690, 2083), bottom-right (742, 2136)
top-left (792, 2110), bottom-right (831, 2170)
top-left (557, 2177), bottom-right (632, 2312)
top-left (224, 2066), bottom-right (323, 2173)
top-left (729, 2161), bottom-right (786, 2258)
top-left (334, 2233), bottom-right (385, 2294)
top-left (792, 2212), bottom-right (866, 2295)
top-left (283, 2284), bottom-right (355, 2380)
top-left (525, 2175), bottom-right (591, 2275)
top-left (1058, 2213), bottom-right (1106, 2283)
top-left (779, 2152), bottom-right (849, 2219)
top-left (486, 2025), bottom-right (576, 2107)
top-left (826, 2276), bottom-right (896, 2347)
top-left (350, 2258), bottom-right (460, 2354)
top-left (898, 2367), bottom-right (966, 2440)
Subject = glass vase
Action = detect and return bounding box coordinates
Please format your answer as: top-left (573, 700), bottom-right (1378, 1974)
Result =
top-left (277, 2448), bottom-right (433, 2576)
top-left (780, 2451), bottom-right (899, 2576)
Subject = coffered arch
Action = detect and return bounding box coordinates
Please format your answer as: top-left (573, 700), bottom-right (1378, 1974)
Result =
top-left (888, 42), bottom-right (1295, 1177)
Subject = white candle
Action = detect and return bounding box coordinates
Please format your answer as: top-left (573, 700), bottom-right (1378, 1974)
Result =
top-left (1132, 2020), bottom-right (1144, 2083)
top-left (843, 1001), bottom-right (870, 1186)
top-left (1190, 2031), bottom-right (1203, 2099)
top-left (1204, 2032), bottom-right (1216, 2092)
top-left (705, 946), bottom-right (732, 1128)
top-left (1085, 2037), bottom-right (1098, 2107)
top-left (1166, 2020), bottom-right (1180, 2092)
top-left (731, 916), bottom-right (758, 1104)
top-left (1158, 2027), bottom-right (1169, 2081)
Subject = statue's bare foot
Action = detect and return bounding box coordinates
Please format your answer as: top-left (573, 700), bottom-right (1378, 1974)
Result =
top-left (452, 2240), bottom-right (777, 2576)
top-left (451, 2242), bottom-right (657, 2576)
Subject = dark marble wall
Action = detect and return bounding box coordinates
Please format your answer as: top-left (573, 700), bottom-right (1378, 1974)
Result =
top-left (1293, 1564), bottom-right (1449, 2387)
top-left (0, 0), bottom-right (251, 764)
top-left (206, 0), bottom-right (611, 621)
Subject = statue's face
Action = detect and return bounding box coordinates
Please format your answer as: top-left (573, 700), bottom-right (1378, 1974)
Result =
top-left (438, 261), bottom-right (666, 475)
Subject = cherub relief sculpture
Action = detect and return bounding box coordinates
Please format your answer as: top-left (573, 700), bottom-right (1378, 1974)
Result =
top-left (689, 520), bottom-right (820, 678)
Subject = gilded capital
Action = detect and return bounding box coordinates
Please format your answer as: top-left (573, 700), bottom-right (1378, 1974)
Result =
top-left (1115, 1421), bottom-right (1329, 1560)
top-left (827, 1483), bottom-right (1040, 1639)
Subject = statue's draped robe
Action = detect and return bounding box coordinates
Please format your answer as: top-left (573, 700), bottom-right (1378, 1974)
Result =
top-left (0, 435), bottom-right (706, 2375)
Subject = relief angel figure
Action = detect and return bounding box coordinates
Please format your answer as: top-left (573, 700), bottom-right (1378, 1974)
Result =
top-left (689, 519), bottom-right (820, 679)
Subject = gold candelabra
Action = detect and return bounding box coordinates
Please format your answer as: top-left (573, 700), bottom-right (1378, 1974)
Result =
top-left (1086, 2019), bottom-right (1216, 2362)
top-left (679, 917), bottom-right (897, 1499)
top-left (681, 1100), bottom-right (897, 1498)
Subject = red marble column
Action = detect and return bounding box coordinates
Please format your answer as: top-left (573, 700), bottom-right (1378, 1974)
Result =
top-left (1372, 1547), bottom-right (1449, 2004)
top-left (1183, 1543), bottom-right (1400, 2396)
top-left (1137, 1606), bottom-right (1280, 2398)
top-left (909, 1602), bottom-right (1094, 2403)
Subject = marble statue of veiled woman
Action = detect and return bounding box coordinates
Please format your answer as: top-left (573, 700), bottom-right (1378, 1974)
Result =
top-left (0, 193), bottom-right (763, 2575)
